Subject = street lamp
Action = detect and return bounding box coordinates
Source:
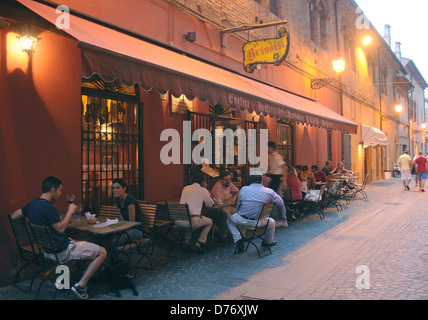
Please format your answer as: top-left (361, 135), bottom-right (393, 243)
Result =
top-left (332, 57), bottom-right (345, 74)
top-left (311, 56), bottom-right (346, 89)
top-left (18, 34), bottom-right (40, 55)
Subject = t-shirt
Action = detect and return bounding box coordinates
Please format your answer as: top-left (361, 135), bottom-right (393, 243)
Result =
top-left (285, 176), bottom-right (302, 200)
top-left (116, 194), bottom-right (143, 230)
top-left (398, 154), bottom-right (412, 171)
top-left (314, 171), bottom-right (327, 182)
top-left (22, 198), bottom-right (70, 254)
top-left (414, 156), bottom-right (428, 173)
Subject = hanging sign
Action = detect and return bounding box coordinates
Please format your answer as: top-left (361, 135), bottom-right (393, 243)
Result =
top-left (242, 27), bottom-right (290, 73)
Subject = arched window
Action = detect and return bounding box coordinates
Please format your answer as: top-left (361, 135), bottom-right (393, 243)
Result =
top-left (310, 0), bottom-right (318, 43)
top-left (319, 1), bottom-right (328, 49)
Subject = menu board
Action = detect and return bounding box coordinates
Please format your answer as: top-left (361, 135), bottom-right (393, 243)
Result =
top-left (201, 166), bottom-right (220, 178)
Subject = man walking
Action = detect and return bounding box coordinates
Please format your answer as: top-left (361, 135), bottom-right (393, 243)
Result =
top-left (397, 150), bottom-right (412, 191)
top-left (12, 176), bottom-right (107, 299)
top-left (267, 141), bottom-right (286, 194)
top-left (413, 151), bottom-right (428, 192)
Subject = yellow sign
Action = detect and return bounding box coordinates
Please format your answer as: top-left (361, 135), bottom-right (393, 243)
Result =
top-left (242, 27), bottom-right (290, 73)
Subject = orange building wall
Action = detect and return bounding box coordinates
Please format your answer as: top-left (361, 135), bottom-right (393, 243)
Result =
top-left (0, 26), bottom-right (81, 286)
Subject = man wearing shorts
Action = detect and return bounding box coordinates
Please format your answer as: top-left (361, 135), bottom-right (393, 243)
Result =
top-left (413, 152), bottom-right (428, 192)
top-left (397, 151), bottom-right (412, 190)
top-left (12, 176), bottom-right (107, 299)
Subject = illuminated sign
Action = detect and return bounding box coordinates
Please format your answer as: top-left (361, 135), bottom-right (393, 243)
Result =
top-left (242, 27), bottom-right (290, 73)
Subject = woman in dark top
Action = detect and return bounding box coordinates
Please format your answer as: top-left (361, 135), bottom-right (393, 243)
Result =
top-left (108, 178), bottom-right (143, 258)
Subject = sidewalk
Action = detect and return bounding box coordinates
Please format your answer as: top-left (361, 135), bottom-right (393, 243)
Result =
top-left (1, 177), bottom-right (427, 300)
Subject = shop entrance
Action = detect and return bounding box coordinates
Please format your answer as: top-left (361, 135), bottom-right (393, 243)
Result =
top-left (187, 111), bottom-right (259, 189)
top-left (81, 75), bottom-right (143, 212)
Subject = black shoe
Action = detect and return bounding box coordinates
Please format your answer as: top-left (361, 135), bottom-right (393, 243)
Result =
top-left (406, 185), bottom-right (410, 190)
top-left (235, 239), bottom-right (245, 254)
top-left (261, 240), bottom-right (277, 247)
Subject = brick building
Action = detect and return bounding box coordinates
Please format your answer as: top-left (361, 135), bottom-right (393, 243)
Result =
top-left (0, 0), bottom-right (424, 286)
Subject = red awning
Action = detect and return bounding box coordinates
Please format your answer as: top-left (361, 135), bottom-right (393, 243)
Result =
top-left (18, 0), bottom-right (358, 134)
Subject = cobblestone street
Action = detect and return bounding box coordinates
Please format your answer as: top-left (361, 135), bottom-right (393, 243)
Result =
top-left (1, 177), bottom-right (428, 301)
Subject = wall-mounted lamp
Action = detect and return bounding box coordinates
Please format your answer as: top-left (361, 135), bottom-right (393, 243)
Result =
top-left (311, 56), bottom-right (345, 89)
top-left (184, 32), bottom-right (196, 43)
top-left (18, 35), bottom-right (40, 55)
top-left (394, 104), bottom-right (403, 113)
top-left (381, 104), bottom-right (402, 121)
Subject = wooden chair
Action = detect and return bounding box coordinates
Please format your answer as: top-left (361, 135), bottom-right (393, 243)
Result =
top-left (282, 186), bottom-right (304, 220)
top-left (7, 214), bottom-right (42, 292)
top-left (98, 204), bottom-right (153, 275)
top-left (301, 185), bottom-right (327, 220)
top-left (137, 200), bottom-right (172, 248)
top-left (234, 203), bottom-right (275, 258)
top-left (28, 223), bottom-right (79, 300)
top-left (165, 202), bottom-right (207, 254)
top-left (350, 174), bottom-right (370, 199)
top-left (98, 205), bottom-right (121, 220)
top-left (325, 179), bottom-right (345, 211)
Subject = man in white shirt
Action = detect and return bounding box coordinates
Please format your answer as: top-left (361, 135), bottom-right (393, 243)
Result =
top-left (178, 174), bottom-right (214, 252)
top-left (227, 172), bottom-right (287, 253)
top-left (398, 151), bottom-right (412, 190)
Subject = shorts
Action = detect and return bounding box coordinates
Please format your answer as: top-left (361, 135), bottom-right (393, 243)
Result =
top-left (417, 172), bottom-right (428, 180)
top-left (45, 240), bottom-right (100, 263)
top-left (401, 170), bottom-right (411, 180)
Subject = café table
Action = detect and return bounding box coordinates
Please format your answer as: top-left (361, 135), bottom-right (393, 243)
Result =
top-left (68, 218), bottom-right (142, 258)
top-left (205, 203), bottom-right (236, 242)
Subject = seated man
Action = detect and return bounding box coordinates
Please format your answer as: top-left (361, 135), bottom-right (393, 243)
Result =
top-left (209, 171), bottom-right (239, 239)
top-left (227, 172), bottom-right (287, 253)
top-left (322, 160), bottom-right (334, 176)
top-left (311, 165), bottom-right (327, 185)
top-left (11, 176), bottom-right (107, 300)
top-left (178, 174), bottom-right (214, 253)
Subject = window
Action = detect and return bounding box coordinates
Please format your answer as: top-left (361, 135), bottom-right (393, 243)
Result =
top-left (327, 130), bottom-right (332, 161)
top-left (319, 1), bottom-right (328, 49)
top-left (277, 123), bottom-right (294, 166)
top-left (81, 75), bottom-right (142, 212)
top-left (310, 0), bottom-right (318, 43)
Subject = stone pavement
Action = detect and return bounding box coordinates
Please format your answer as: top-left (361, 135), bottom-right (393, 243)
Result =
top-left (1, 177), bottom-right (427, 301)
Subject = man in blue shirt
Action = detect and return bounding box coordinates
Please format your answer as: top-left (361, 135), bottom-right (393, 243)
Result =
top-left (227, 172), bottom-right (287, 253)
top-left (12, 176), bottom-right (107, 299)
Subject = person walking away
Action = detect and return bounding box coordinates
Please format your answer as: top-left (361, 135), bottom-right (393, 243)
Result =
top-left (266, 141), bottom-right (286, 194)
top-left (11, 176), bottom-right (107, 299)
top-left (413, 152), bottom-right (428, 192)
top-left (397, 151), bottom-right (412, 190)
